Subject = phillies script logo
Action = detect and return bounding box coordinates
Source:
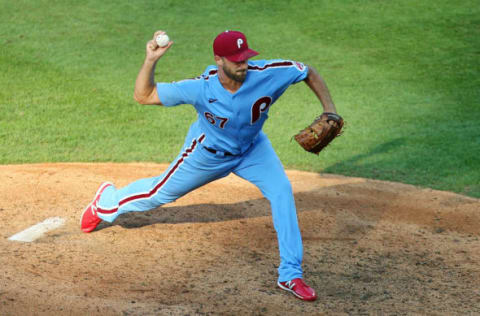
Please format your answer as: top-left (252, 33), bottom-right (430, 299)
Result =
top-left (251, 96), bottom-right (272, 124)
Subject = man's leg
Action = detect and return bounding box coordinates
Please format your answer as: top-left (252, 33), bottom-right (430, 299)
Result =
top-left (233, 132), bottom-right (303, 282)
top-left (90, 133), bottom-right (234, 223)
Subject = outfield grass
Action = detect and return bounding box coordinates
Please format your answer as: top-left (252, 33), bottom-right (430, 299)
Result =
top-left (1, 0), bottom-right (479, 197)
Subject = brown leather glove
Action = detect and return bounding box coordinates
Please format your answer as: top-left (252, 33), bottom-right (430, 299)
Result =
top-left (294, 112), bottom-right (344, 155)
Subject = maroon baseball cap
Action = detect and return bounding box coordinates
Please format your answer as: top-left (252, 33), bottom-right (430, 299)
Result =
top-left (213, 30), bottom-right (259, 62)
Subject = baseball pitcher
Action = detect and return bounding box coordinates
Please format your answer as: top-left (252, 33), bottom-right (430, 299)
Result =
top-left (81, 29), bottom-right (343, 301)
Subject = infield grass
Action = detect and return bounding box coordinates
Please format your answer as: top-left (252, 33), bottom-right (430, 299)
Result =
top-left (1, 0), bottom-right (479, 197)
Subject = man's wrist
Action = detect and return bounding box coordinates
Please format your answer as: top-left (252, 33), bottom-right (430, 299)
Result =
top-left (322, 105), bottom-right (337, 113)
top-left (144, 57), bottom-right (158, 66)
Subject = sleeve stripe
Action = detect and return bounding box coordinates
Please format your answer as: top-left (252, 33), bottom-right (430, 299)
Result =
top-left (248, 61), bottom-right (294, 71)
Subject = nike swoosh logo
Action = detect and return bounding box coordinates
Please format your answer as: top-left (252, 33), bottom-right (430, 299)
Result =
top-left (208, 98), bottom-right (218, 103)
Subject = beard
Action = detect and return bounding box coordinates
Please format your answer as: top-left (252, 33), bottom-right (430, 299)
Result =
top-left (222, 64), bottom-right (247, 83)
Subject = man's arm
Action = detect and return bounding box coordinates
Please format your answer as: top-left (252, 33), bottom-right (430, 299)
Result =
top-left (304, 65), bottom-right (337, 113)
top-left (134, 31), bottom-right (173, 105)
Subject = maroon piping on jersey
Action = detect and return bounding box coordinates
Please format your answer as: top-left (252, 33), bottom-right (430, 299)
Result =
top-left (96, 134), bottom-right (206, 214)
top-left (193, 61), bottom-right (296, 82)
top-left (247, 61), bottom-right (294, 71)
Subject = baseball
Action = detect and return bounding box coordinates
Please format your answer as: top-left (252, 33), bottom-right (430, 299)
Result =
top-left (155, 34), bottom-right (170, 47)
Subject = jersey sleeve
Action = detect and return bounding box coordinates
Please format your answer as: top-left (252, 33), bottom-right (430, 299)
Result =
top-left (250, 59), bottom-right (309, 87)
top-left (284, 60), bottom-right (309, 84)
top-left (156, 78), bottom-right (202, 107)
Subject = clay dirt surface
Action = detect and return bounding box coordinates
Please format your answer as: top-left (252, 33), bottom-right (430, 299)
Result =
top-left (0, 163), bottom-right (479, 315)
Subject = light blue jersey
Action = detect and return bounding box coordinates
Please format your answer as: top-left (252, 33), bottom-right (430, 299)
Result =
top-left (96, 59), bottom-right (309, 282)
top-left (157, 59), bottom-right (308, 154)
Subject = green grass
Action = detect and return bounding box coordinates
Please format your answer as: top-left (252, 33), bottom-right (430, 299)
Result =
top-left (1, 0), bottom-right (479, 198)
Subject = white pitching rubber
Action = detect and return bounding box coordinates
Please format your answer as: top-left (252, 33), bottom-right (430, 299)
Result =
top-left (8, 217), bottom-right (66, 242)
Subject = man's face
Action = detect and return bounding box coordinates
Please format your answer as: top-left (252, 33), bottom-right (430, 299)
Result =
top-left (221, 57), bottom-right (248, 83)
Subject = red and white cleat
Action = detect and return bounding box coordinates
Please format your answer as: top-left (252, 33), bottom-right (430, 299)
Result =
top-left (80, 182), bottom-right (112, 233)
top-left (277, 278), bottom-right (317, 301)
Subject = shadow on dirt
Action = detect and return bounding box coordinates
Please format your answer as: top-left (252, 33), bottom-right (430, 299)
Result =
top-left (98, 190), bottom-right (323, 229)
top-left (95, 184), bottom-right (383, 235)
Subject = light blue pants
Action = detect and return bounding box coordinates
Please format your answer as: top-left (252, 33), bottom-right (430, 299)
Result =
top-left (96, 128), bottom-right (303, 282)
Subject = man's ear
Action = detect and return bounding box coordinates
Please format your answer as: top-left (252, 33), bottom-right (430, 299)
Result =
top-left (214, 55), bottom-right (223, 66)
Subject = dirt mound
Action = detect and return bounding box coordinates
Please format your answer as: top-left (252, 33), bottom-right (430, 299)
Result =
top-left (0, 163), bottom-right (479, 315)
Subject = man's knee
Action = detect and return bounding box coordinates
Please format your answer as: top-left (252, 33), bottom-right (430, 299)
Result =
top-left (269, 177), bottom-right (293, 199)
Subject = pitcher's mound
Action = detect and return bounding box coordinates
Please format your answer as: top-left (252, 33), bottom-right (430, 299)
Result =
top-left (0, 163), bottom-right (479, 315)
